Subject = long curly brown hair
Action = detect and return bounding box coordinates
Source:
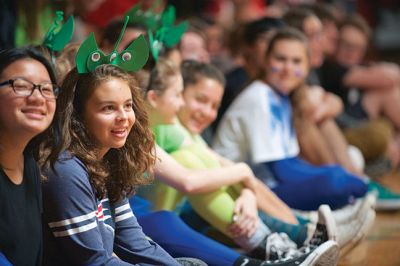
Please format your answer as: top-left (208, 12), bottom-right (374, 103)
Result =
top-left (40, 65), bottom-right (155, 203)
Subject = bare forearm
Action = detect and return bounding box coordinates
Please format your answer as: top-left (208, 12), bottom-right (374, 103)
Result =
top-left (154, 145), bottom-right (253, 194)
top-left (182, 163), bottom-right (255, 193)
top-left (344, 64), bottom-right (400, 90)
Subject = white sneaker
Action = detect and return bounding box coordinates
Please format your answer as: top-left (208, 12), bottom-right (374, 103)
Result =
top-left (337, 209), bottom-right (376, 254)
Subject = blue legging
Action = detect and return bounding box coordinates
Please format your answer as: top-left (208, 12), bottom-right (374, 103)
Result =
top-left (0, 252), bottom-right (12, 266)
top-left (130, 197), bottom-right (241, 266)
top-left (266, 157), bottom-right (368, 210)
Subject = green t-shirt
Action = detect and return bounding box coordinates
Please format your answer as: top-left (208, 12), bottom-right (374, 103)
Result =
top-left (173, 122), bottom-right (221, 169)
top-left (152, 122), bottom-right (220, 168)
top-left (152, 124), bottom-right (185, 153)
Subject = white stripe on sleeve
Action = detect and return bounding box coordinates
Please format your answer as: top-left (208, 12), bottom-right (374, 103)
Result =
top-left (114, 203), bottom-right (130, 214)
top-left (53, 220), bottom-right (98, 237)
top-left (48, 211), bottom-right (97, 228)
top-left (115, 211), bottom-right (134, 223)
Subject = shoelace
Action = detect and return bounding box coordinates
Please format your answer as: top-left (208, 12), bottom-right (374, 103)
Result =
top-left (267, 233), bottom-right (303, 260)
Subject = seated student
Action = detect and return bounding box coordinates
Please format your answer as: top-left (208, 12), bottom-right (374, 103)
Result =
top-left (281, 7), bottom-right (362, 175)
top-left (0, 47), bottom-right (57, 266)
top-left (38, 33), bottom-right (206, 264)
top-left (213, 27), bottom-right (372, 212)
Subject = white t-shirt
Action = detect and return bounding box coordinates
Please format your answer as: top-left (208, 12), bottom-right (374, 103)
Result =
top-left (213, 80), bottom-right (299, 164)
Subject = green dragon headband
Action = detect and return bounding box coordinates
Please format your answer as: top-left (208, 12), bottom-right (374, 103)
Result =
top-left (124, 0), bottom-right (163, 31)
top-left (148, 5), bottom-right (188, 60)
top-left (75, 16), bottom-right (149, 74)
top-left (43, 11), bottom-right (74, 52)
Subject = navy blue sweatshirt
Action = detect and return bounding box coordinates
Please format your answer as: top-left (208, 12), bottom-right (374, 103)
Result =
top-left (42, 155), bottom-right (180, 265)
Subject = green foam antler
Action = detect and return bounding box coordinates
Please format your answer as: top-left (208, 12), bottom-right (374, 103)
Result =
top-left (124, 0), bottom-right (163, 31)
top-left (43, 11), bottom-right (74, 52)
top-left (76, 16), bottom-right (149, 74)
top-left (149, 5), bottom-right (188, 60)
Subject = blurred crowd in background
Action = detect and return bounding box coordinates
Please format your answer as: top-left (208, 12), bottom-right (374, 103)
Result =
top-left (1, 0), bottom-right (399, 63)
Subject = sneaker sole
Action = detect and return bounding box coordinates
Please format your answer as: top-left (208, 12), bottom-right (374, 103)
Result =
top-left (339, 210), bottom-right (375, 256)
top-left (300, 240), bottom-right (339, 266)
top-left (375, 200), bottom-right (400, 211)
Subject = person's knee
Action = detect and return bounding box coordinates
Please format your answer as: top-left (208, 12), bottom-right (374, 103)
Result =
top-left (322, 170), bottom-right (352, 194)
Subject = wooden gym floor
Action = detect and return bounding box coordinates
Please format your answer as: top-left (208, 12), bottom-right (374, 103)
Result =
top-left (339, 174), bottom-right (400, 266)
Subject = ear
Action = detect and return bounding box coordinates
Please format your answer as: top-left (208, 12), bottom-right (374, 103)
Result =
top-left (146, 90), bottom-right (159, 108)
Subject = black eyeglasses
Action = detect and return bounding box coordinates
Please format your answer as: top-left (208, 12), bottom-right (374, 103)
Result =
top-left (0, 78), bottom-right (60, 99)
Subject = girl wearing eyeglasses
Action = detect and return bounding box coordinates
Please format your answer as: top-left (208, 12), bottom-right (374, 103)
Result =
top-left (0, 46), bottom-right (57, 266)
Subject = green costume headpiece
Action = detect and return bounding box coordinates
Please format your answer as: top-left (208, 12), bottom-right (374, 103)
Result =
top-left (43, 11), bottom-right (74, 52)
top-left (124, 0), bottom-right (163, 31)
top-left (75, 16), bottom-right (149, 74)
top-left (148, 5), bottom-right (188, 60)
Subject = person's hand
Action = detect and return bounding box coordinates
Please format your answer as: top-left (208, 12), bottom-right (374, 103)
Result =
top-left (228, 189), bottom-right (259, 238)
top-left (305, 86), bottom-right (326, 122)
top-left (311, 102), bottom-right (331, 123)
top-left (305, 86), bottom-right (342, 122)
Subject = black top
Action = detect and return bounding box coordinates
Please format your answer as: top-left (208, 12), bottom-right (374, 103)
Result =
top-left (0, 153), bottom-right (42, 266)
top-left (318, 60), bottom-right (350, 103)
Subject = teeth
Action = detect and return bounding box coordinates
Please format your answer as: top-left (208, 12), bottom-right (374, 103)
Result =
top-left (24, 110), bottom-right (44, 115)
top-left (112, 129), bottom-right (126, 134)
